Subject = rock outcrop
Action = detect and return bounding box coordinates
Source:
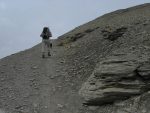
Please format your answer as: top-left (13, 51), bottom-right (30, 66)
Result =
top-left (97, 91), bottom-right (150, 113)
top-left (79, 52), bottom-right (150, 105)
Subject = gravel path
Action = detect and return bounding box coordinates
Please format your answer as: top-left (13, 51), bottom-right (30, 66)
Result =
top-left (0, 41), bottom-right (84, 113)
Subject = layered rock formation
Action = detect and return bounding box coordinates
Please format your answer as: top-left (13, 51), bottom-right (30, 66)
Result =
top-left (79, 52), bottom-right (150, 105)
top-left (76, 3), bottom-right (150, 108)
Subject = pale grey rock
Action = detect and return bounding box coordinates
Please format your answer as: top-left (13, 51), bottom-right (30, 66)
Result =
top-left (79, 53), bottom-right (150, 105)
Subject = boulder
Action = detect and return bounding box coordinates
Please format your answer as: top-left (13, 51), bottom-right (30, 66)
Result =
top-left (79, 53), bottom-right (150, 105)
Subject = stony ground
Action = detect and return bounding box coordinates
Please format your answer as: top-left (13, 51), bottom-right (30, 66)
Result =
top-left (0, 3), bottom-right (150, 113)
top-left (0, 41), bottom-right (88, 113)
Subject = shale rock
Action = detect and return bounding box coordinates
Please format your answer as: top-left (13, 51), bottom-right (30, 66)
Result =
top-left (79, 53), bottom-right (150, 105)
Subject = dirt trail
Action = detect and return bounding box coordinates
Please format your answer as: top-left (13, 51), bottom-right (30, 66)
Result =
top-left (30, 42), bottom-right (84, 113)
top-left (0, 41), bottom-right (84, 113)
top-left (37, 45), bottom-right (64, 113)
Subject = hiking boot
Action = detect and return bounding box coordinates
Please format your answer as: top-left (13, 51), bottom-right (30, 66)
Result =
top-left (48, 52), bottom-right (51, 56)
top-left (42, 54), bottom-right (45, 58)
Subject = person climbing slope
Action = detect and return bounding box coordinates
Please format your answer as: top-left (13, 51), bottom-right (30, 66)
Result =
top-left (40, 27), bottom-right (52, 58)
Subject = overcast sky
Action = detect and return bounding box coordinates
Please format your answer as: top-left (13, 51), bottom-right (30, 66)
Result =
top-left (0, 0), bottom-right (150, 59)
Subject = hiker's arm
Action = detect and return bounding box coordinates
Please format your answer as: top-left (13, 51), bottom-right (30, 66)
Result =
top-left (47, 29), bottom-right (52, 37)
top-left (40, 33), bottom-right (44, 37)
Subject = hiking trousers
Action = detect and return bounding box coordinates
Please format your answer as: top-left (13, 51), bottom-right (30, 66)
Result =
top-left (42, 39), bottom-right (51, 55)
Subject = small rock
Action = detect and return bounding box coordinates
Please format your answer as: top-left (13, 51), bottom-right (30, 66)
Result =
top-left (9, 95), bottom-right (12, 98)
top-left (84, 56), bottom-right (90, 59)
top-left (33, 103), bottom-right (38, 108)
top-left (137, 63), bottom-right (150, 80)
top-left (65, 79), bottom-right (69, 82)
top-left (50, 76), bottom-right (55, 79)
top-left (1, 71), bottom-right (4, 74)
top-left (44, 106), bottom-right (48, 109)
top-left (18, 68), bottom-right (22, 71)
top-left (89, 106), bottom-right (99, 110)
top-left (142, 109), bottom-right (147, 113)
top-left (60, 60), bottom-right (65, 63)
top-left (52, 87), bottom-right (56, 92)
top-left (29, 78), bottom-right (36, 81)
top-left (1, 78), bottom-right (5, 81)
top-left (58, 86), bottom-right (62, 88)
top-left (50, 74), bottom-right (60, 79)
top-left (31, 66), bottom-right (38, 69)
top-left (143, 45), bottom-right (150, 50)
top-left (2, 64), bottom-right (6, 66)
top-left (15, 105), bottom-right (24, 109)
top-left (56, 70), bottom-right (60, 72)
top-left (57, 104), bottom-right (63, 108)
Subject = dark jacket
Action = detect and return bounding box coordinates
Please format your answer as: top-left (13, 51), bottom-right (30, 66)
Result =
top-left (40, 28), bottom-right (52, 39)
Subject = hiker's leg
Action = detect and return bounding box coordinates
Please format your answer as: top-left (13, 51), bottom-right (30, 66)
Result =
top-left (42, 39), bottom-right (46, 58)
top-left (46, 40), bottom-right (51, 56)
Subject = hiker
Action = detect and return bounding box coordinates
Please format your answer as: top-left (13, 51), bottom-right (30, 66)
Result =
top-left (40, 27), bottom-right (52, 58)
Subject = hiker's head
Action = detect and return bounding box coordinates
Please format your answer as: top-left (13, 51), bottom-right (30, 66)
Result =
top-left (43, 27), bottom-right (48, 33)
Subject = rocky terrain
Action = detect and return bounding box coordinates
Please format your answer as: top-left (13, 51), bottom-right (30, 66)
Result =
top-left (0, 3), bottom-right (150, 113)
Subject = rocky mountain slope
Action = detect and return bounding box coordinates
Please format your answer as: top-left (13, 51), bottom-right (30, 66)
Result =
top-left (0, 3), bottom-right (150, 113)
